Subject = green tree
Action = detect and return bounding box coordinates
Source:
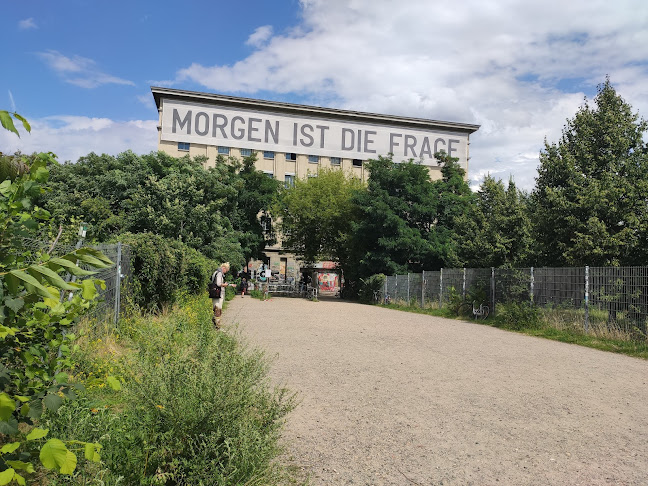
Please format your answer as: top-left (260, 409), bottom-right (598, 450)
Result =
top-left (277, 168), bottom-right (363, 267)
top-left (532, 78), bottom-right (648, 266)
top-left (457, 175), bottom-right (532, 268)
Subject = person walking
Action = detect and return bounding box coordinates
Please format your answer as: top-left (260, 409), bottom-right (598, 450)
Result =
top-left (210, 262), bottom-right (230, 329)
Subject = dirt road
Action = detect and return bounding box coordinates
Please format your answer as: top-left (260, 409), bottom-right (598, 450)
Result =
top-left (225, 297), bottom-right (648, 485)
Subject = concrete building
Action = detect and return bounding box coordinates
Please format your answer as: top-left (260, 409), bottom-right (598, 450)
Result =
top-left (151, 87), bottom-right (480, 286)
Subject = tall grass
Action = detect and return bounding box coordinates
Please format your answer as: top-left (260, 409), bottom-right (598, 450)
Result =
top-left (44, 294), bottom-right (298, 485)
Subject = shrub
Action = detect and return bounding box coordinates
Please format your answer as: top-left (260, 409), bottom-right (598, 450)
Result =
top-left (358, 273), bottom-right (386, 303)
top-left (43, 295), bottom-right (296, 485)
top-left (117, 233), bottom-right (220, 310)
top-left (494, 301), bottom-right (542, 330)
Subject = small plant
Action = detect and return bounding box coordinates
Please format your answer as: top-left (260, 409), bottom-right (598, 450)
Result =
top-left (494, 302), bottom-right (542, 330)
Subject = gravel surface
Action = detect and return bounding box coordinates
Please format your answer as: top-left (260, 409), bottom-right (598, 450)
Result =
top-left (225, 296), bottom-right (648, 486)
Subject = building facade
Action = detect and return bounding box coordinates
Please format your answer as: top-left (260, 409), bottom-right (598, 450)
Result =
top-left (152, 87), bottom-right (480, 285)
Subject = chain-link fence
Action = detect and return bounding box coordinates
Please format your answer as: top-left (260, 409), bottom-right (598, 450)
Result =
top-left (384, 266), bottom-right (648, 337)
top-left (20, 238), bottom-right (132, 324)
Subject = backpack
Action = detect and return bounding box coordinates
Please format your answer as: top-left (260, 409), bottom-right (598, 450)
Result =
top-left (208, 270), bottom-right (222, 299)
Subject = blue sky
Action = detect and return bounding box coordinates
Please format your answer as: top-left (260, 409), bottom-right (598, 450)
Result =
top-left (2, 0), bottom-right (647, 190)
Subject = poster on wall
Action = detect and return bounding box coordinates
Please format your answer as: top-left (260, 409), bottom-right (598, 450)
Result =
top-left (318, 273), bottom-right (339, 292)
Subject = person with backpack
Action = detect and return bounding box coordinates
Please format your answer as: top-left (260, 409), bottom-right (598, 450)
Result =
top-left (208, 262), bottom-right (230, 329)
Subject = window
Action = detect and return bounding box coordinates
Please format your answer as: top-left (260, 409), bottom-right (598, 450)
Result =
top-left (308, 155), bottom-right (319, 163)
top-left (261, 213), bottom-right (272, 235)
top-left (178, 142), bottom-right (190, 151)
top-left (330, 157), bottom-right (341, 165)
top-left (264, 171), bottom-right (274, 179)
top-left (308, 173), bottom-right (317, 178)
top-left (284, 174), bottom-right (295, 187)
top-left (352, 159), bottom-right (363, 167)
top-left (240, 148), bottom-right (253, 156)
top-left (285, 153), bottom-right (297, 161)
top-left (264, 151), bottom-right (275, 159)
top-left (218, 146), bottom-right (230, 155)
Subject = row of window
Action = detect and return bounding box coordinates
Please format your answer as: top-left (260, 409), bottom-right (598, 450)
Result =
top-left (176, 142), bottom-right (361, 166)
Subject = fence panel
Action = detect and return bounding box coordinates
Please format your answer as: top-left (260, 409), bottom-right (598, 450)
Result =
top-left (386, 266), bottom-right (648, 337)
top-left (590, 266), bottom-right (648, 335)
top-left (423, 271), bottom-right (440, 306)
top-left (441, 268), bottom-right (463, 304)
top-left (409, 273), bottom-right (423, 306)
top-left (533, 267), bottom-right (585, 308)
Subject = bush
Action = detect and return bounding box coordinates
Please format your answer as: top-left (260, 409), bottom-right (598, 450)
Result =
top-left (494, 301), bottom-right (542, 330)
top-left (44, 295), bottom-right (296, 485)
top-left (357, 273), bottom-right (386, 303)
top-left (117, 233), bottom-right (220, 310)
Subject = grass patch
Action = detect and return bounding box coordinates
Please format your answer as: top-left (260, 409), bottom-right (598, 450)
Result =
top-left (43, 293), bottom-right (299, 485)
top-left (372, 300), bottom-right (648, 360)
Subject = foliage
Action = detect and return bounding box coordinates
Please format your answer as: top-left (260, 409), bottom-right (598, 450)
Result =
top-left (0, 111), bottom-right (30, 138)
top-left (277, 168), bottom-right (362, 265)
top-left (0, 153), bottom-right (111, 484)
top-left (40, 150), bottom-right (279, 264)
top-left (532, 78), bottom-right (648, 266)
top-left (492, 302), bottom-right (542, 330)
top-left (115, 232), bottom-right (220, 311)
top-left (357, 273), bottom-right (386, 303)
top-left (43, 294), bottom-right (297, 485)
top-left (349, 153), bottom-right (473, 290)
top-left (457, 176), bottom-right (533, 268)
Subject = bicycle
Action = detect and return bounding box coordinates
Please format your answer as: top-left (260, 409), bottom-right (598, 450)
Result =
top-left (457, 300), bottom-right (490, 320)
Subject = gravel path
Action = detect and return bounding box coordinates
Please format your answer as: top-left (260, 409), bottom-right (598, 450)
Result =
top-left (225, 296), bottom-right (648, 485)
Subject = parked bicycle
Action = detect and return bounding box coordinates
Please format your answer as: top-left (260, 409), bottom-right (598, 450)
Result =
top-left (457, 300), bottom-right (490, 319)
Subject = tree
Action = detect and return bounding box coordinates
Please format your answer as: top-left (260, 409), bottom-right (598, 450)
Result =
top-left (532, 78), bottom-right (648, 266)
top-left (457, 175), bottom-right (532, 268)
top-left (277, 168), bottom-right (363, 267)
top-left (40, 151), bottom-right (283, 266)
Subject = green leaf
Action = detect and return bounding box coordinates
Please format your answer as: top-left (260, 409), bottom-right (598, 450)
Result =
top-left (81, 279), bottom-right (97, 300)
top-left (0, 179), bottom-right (11, 195)
top-left (106, 376), bottom-right (121, 391)
top-left (4, 297), bottom-right (24, 313)
top-left (14, 472), bottom-right (25, 486)
top-left (43, 394), bottom-right (63, 412)
top-left (48, 257), bottom-right (95, 277)
top-left (40, 438), bottom-right (77, 474)
top-left (26, 427), bottom-right (49, 440)
top-left (54, 372), bottom-right (68, 383)
top-left (0, 417), bottom-right (18, 434)
top-left (0, 392), bottom-right (16, 421)
top-left (8, 270), bottom-right (58, 299)
top-left (29, 265), bottom-right (75, 290)
top-left (84, 443), bottom-right (102, 462)
top-left (0, 110), bottom-right (19, 137)
top-left (5, 461), bottom-right (34, 473)
top-left (0, 442), bottom-right (20, 454)
top-left (76, 248), bottom-right (113, 266)
top-left (0, 468), bottom-right (15, 486)
top-left (12, 113), bottom-right (31, 133)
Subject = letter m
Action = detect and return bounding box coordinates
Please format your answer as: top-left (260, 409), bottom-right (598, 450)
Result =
top-left (172, 109), bottom-right (192, 134)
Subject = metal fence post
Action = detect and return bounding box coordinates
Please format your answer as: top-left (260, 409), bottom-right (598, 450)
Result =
top-left (421, 270), bottom-right (426, 307)
top-left (407, 273), bottom-right (410, 303)
top-left (530, 266), bottom-right (534, 306)
top-left (491, 267), bottom-right (495, 316)
top-left (584, 265), bottom-right (589, 333)
top-left (439, 268), bottom-right (443, 308)
top-left (384, 277), bottom-right (388, 304)
top-left (113, 242), bottom-right (122, 324)
top-left (462, 267), bottom-right (466, 300)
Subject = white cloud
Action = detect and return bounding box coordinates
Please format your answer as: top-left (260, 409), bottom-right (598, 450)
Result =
top-left (171, 0), bottom-right (648, 190)
top-left (0, 116), bottom-right (158, 163)
top-left (246, 25), bottom-right (273, 47)
top-left (37, 50), bottom-right (135, 89)
top-left (18, 18), bottom-right (37, 30)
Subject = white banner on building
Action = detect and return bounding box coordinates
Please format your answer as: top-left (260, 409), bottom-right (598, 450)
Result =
top-left (160, 100), bottom-right (469, 167)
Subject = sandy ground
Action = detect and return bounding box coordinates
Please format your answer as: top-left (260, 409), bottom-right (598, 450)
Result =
top-left (224, 296), bottom-right (648, 486)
